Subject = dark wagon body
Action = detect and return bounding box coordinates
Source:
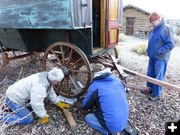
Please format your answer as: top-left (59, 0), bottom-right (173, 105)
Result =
top-left (0, 0), bottom-right (123, 97)
top-left (0, 0), bottom-right (122, 57)
top-left (0, 0), bottom-right (94, 56)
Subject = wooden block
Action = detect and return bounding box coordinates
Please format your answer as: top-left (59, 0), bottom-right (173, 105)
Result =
top-left (63, 109), bottom-right (77, 131)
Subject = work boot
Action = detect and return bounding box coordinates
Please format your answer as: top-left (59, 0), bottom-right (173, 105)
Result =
top-left (141, 87), bottom-right (151, 95)
top-left (148, 95), bottom-right (160, 101)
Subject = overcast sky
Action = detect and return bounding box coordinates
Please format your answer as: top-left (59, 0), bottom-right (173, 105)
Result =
top-left (123, 0), bottom-right (180, 20)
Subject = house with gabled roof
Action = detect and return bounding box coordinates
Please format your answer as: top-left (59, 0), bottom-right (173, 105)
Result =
top-left (120, 4), bottom-right (151, 38)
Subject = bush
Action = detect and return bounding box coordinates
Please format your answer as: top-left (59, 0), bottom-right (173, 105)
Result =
top-left (131, 43), bottom-right (148, 55)
top-left (174, 34), bottom-right (180, 44)
top-left (119, 33), bottom-right (127, 42)
top-left (175, 27), bottom-right (180, 36)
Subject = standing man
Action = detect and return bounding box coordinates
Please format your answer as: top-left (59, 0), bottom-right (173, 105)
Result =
top-left (1, 67), bottom-right (70, 124)
top-left (147, 12), bottom-right (175, 101)
top-left (82, 64), bottom-right (129, 135)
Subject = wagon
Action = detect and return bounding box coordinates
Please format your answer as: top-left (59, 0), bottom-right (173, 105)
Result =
top-left (0, 0), bottom-right (124, 98)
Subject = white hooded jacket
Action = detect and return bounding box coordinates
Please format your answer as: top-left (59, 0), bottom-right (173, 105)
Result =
top-left (6, 72), bottom-right (59, 118)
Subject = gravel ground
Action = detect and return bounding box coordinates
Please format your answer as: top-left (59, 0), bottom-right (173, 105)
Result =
top-left (0, 36), bottom-right (180, 135)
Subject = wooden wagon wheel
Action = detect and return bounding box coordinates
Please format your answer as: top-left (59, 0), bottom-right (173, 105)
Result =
top-left (43, 42), bottom-right (92, 98)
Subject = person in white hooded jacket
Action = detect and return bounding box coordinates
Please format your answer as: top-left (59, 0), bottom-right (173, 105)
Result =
top-left (1, 67), bottom-right (70, 124)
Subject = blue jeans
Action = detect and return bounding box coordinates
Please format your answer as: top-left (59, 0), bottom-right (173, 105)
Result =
top-left (147, 58), bottom-right (167, 97)
top-left (85, 113), bottom-right (125, 135)
top-left (1, 97), bottom-right (33, 124)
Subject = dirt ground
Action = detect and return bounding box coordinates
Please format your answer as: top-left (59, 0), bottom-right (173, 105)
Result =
top-left (0, 36), bottom-right (180, 135)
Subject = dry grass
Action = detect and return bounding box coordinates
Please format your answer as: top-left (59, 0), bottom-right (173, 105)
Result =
top-left (175, 27), bottom-right (180, 36)
top-left (131, 43), bottom-right (148, 55)
top-left (119, 33), bottom-right (127, 42)
top-left (174, 34), bottom-right (180, 44)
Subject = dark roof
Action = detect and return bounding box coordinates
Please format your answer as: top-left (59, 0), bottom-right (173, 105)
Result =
top-left (123, 4), bottom-right (151, 15)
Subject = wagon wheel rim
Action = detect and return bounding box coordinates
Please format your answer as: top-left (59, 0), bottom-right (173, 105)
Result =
top-left (43, 42), bottom-right (91, 98)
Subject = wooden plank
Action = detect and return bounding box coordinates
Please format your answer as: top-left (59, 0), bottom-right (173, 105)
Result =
top-left (107, 0), bottom-right (120, 47)
top-left (122, 67), bottom-right (180, 93)
top-left (93, 47), bottom-right (104, 53)
top-left (100, 0), bottom-right (106, 48)
top-left (111, 55), bottom-right (128, 80)
top-left (109, 0), bottom-right (118, 20)
top-left (110, 29), bottom-right (118, 42)
top-left (63, 109), bottom-right (77, 130)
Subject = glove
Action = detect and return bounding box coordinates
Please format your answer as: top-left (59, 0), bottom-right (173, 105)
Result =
top-left (57, 101), bottom-right (70, 110)
top-left (39, 115), bottom-right (49, 124)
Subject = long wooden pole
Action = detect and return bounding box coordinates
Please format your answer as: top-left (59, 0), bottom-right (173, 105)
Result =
top-left (122, 67), bottom-right (180, 93)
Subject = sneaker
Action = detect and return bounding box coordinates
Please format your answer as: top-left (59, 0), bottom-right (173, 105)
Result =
top-left (148, 95), bottom-right (160, 101)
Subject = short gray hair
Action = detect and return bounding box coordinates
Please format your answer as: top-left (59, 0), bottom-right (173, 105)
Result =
top-left (92, 64), bottom-right (105, 73)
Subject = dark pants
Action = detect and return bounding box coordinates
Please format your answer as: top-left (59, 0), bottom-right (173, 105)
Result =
top-left (147, 58), bottom-right (167, 97)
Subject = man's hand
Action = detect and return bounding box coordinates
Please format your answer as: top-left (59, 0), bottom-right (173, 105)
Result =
top-left (57, 101), bottom-right (70, 110)
top-left (39, 115), bottom-right (49, 124)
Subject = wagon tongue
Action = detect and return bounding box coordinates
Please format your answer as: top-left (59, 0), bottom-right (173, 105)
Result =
top-left (60, 66), bottom-right (69, 77)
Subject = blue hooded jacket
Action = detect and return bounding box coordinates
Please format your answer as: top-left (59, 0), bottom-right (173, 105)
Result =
top-left (147, 20), bottom-right (175, 61)
top-left (82, 71), bottom-right (129, 133)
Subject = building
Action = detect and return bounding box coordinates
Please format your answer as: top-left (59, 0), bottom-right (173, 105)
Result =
top-left (120, 4), bottom-right (151, 38)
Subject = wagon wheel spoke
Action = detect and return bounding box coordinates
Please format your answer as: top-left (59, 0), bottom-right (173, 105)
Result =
top-left (97, 55), bottom-right (112, 63)
top-left (69, 75), bottom-right (81, 94)
top-left (72, 73), bottom-right (86, 86)
top-left (60, 46), bottom-right (65, 66)
top-left (70, 69), bottom-right (90, 74)
top-left (68, 58), bottom-right (82, 69)
top-left (50, 49), bottom-right (62, 66)
top-left (65, 78), bottom-right (71, 96)
top-left (46, 58), bottom-right (61, 67)
top-left (57, 79), bottom-right (64, 94)
top-left (66, 48), bottom-right (73, 66)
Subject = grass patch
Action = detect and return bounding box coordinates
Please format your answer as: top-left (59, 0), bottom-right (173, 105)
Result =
top-left (119, 33), bottom-right (127, 42)
top-left (174, 34), bottom-right (180, 44)
top-left (175, 27), bottom-right (180, 36)
top-left (131, 43), bottom-right (148, 55)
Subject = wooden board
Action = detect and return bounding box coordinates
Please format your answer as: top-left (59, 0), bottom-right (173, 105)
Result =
top-left (107, 0), bottom-right (120, 47)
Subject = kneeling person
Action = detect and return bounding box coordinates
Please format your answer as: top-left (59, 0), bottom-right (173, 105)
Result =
top-left (82, 64), bottom-right (129, 135)
top-left (1, 67), bottom-right (70, 124)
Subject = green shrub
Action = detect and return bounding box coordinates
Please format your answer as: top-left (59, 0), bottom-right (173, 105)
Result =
top-left (131, 43), bottom-right (148, 55)
top-left (119, 33), bottom-right (127, 42)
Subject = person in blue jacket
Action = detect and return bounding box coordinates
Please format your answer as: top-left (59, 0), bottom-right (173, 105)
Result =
top-left (147, 12), bottom-right (175, 101)
top-left (82, 64), bottom-right (129, 135)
